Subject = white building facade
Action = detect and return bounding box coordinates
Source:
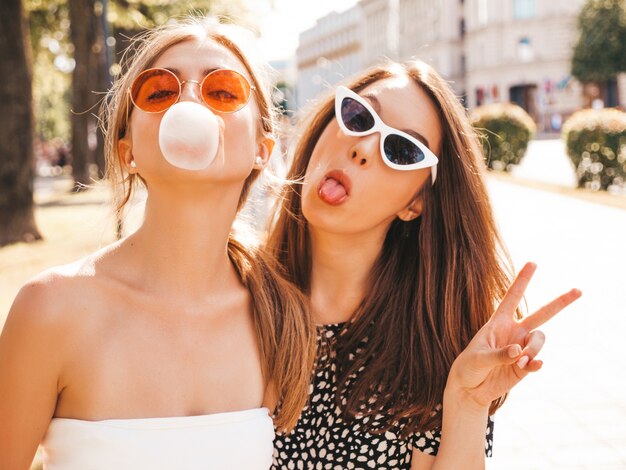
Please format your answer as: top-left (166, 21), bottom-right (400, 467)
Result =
top-left (296, 7), bottom-right (365, 106)
top-left (295, 0), bottom-right (614, 131)
top-left (463, 0), bottom-right (587, 130)
top-left (398, 0), bottom-right (466, 96)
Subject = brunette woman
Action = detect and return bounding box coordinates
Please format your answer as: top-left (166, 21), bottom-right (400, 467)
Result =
top-left (269, 60), bottom-right (580, 469)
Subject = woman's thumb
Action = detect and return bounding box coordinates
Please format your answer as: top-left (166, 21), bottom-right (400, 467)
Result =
top-left (484, 343), bottom-right (522, 367)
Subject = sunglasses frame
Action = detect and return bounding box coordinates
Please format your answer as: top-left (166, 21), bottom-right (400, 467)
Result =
top-left (128, 67), bottom-right (256, 114)
top-left (335, 85), bottom-right (438, 184)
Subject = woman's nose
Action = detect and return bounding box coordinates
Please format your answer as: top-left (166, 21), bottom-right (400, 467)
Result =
top-left (179, 80), bottom-right (202, 103)
top-left (349, 133), bottom-right (379, 168)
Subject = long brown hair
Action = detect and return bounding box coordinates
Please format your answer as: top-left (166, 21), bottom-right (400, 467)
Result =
top-left (100, 17), bottom-right (316, 431)
top-left (267, 60), bottom-right (515, 434)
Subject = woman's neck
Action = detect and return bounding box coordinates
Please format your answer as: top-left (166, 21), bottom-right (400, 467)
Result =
top-left (122, 184), bottom-right (244, 300)
top-left (309, 226), bottom-right (387, 325)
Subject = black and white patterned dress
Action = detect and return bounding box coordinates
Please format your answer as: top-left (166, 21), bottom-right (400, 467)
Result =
top-left (272, 323), bottom-right (494, 470)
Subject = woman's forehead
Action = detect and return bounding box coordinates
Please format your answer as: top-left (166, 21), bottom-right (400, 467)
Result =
top-left (152, 39), bottom-right (250, 79)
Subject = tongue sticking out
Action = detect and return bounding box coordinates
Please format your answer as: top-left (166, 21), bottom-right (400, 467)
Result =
top-left (319, 177), bottom-right (348, 205)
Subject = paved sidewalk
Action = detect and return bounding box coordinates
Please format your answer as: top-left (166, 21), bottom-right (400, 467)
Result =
top-left (485, 177), bottom-right (626, 470)
top-left (511, 139), bottom-right (577, 188)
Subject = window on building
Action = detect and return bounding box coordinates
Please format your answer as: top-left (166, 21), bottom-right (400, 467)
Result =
top-left (513, 0), bottom-right (536, 20)
top-left (459, 19), bottom-right (466, 37)
top-left (517, 36), bottom-right (534, 62)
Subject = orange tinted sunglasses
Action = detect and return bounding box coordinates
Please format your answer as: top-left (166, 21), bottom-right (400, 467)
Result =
top-left (129, 68), bottom-right (255, 114)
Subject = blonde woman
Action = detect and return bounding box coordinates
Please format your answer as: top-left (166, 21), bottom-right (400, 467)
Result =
top-left (0, 18), bottom-right (314, 470)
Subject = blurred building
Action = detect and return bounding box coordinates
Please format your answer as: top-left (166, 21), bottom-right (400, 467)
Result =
top-left (398, 0), bottom-right (466, 97)
top-left (360, 0), bottom-right (400, 64)
top-left (295, 0), bottom-right (616, 132)
top-left (296, 7), bottom-right (365, 105)
top-left (463, 0), bottom-right (587, 131)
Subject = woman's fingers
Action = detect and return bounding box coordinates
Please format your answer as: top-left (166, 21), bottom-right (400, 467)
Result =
top-left (516, 330), bottom-right (546, 369)
top-left (524, 359), bottom-right (543, 373)
top-left (477, 328), bottom-right (546, 371)
top-left (521, 288), bottom-right (582, 331)
top-left (495, 262), bottom-right (537, 319)
top-left (477, 343), bottom-right (522, 369)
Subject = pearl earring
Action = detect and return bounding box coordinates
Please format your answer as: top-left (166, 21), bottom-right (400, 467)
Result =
top-left (255, 156), bottom-right (264, 166)
top-left (129, 160), bottom-right (137, 169)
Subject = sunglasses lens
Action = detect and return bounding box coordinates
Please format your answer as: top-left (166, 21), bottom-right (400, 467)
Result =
top-left (131, 69), bottom-right (179, 113)
top-left (202, 70), bottom-right (252, 113)
top-left (383, 134), bottom-right (425, 166)
top-left (340, 97), bottom-right (375, 133)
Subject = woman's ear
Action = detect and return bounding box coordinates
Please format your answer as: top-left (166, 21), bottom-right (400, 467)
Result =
top-left (253, 136), bottom-right (275, 170)
top-left (118, 136), bottom-right (138, 174)
top-left (396, 197), bottom-right (423, 222)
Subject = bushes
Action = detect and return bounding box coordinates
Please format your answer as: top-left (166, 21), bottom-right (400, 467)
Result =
top-left (562, 108), bottom-right (626, 190)
top-left (471, 103), bottom-right (536, 171)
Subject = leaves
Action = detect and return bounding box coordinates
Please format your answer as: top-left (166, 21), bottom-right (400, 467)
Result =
top-left (572, 0), bottom-right (626, 83)
top-left (471, 103), bottom-right (536, 172)
top-left (562, 108), bottom-right (626, 190)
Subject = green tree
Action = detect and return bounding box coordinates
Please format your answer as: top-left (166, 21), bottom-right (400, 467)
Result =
top-left (27, 0), bottom-right (72, 143)
top-left (572, 0), bottom-right (626, 83)
top-left (0, 0), bottom-right (43, 246)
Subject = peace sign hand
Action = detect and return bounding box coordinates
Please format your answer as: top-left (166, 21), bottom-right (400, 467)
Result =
top-left (446, 262), bottom-right (582, 410)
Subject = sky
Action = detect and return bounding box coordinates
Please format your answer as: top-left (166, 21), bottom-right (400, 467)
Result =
top-left (245, 0), bottom-right (359, 62)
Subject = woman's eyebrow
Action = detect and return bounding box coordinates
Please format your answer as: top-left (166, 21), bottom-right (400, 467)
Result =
top-left (363, 92), bottom-right (382, 113)
top-left (363, 93), bottom-right (432, 150)
top-left (402, 129), bottom-right (431, 150)
top-left (161, 67), bottom-right (220, 77)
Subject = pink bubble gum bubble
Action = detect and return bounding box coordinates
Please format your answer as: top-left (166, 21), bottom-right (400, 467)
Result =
top-left (158, 101), bottom-right (219, 171)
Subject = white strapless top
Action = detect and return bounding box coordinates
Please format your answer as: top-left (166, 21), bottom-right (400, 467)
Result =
top-left (40, 407), bottom-right (274, 470)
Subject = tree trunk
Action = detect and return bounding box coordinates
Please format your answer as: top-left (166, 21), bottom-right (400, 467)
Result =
top-left (91, 0), bottom-right (108, 179)
top-left (69, 0), bottom-right (96, 188)
top-left (0, 0), bottom-right (43, 246)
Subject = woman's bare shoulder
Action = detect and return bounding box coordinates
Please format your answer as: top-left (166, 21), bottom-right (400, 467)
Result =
top-left (7, 243), bottom-right (123, 329)
top-left (1, 258), bottom-right (99, 378)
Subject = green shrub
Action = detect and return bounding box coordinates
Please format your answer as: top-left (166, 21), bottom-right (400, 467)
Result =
top-left (562, 108), bottom-right (626, 190)
top-left (471, 103), bottom-right (536, 171)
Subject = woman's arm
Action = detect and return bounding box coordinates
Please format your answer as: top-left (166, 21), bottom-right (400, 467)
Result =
top-left (410, 398), bottom-right (489, 470)
top-left (411, 262), bottom-right (582, 470)
top-left (0, 279), bottom-right (65, 469)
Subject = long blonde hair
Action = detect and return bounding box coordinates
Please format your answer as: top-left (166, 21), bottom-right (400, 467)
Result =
top-left (100, 17), bottom-right (316, 431)
top-left (268, 60), bottom-right (515, 434)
